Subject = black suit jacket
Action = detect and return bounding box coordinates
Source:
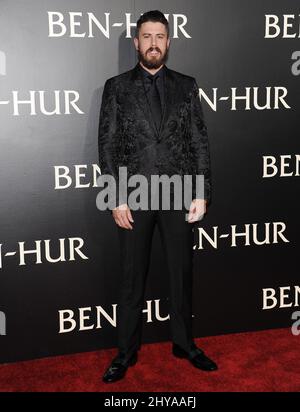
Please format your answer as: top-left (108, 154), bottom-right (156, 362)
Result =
top-left (98, 62), bottom-right (212, 209)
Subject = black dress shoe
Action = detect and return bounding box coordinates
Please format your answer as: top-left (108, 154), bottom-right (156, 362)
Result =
top-left (102, 352), bottom-right (138, 383)
top-left (172, 343), bottom-right (218, 371)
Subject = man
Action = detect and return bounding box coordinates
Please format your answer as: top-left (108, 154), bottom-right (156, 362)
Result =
top-left (98, 10), bottom-right (217, 383)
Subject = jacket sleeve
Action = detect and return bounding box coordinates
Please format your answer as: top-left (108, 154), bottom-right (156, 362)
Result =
top-left (190, 78), bottom-right (212, 204)
top-left (98, 79), bottom-right (124, 211)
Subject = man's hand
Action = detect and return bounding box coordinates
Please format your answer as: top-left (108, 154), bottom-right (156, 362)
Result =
top-left (112, 203), bottom-right (134, 229)
top-left (188, 199), bottom-right (207, 223)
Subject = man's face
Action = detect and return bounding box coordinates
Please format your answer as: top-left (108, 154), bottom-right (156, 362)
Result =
top-left (134, 21), bottom-right (170, 69)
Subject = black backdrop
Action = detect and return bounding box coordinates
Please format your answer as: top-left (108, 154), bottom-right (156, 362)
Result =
top-left (0, 0), bottom-right (299, 363)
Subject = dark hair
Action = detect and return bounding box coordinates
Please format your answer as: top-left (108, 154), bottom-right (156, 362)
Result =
top-left (135, 10), bottom-right (169, 38)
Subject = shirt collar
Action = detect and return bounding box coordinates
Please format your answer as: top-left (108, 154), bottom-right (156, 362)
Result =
top-left (138, 63), bottom-right (166, 81)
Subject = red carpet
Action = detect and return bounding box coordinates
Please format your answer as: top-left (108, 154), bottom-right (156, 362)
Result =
top-left (0, 328), bottom-right (299, 392)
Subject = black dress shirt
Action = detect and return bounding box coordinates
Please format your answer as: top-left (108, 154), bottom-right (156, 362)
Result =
top-left (138, 63), bottom-right (166, 113)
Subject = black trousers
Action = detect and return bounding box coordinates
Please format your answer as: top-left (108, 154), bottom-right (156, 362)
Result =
top-left (115, 207), bottom-right (196, 363)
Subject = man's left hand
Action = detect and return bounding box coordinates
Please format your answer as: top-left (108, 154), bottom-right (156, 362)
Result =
top-left (188, 199), bottom-right (207, 223)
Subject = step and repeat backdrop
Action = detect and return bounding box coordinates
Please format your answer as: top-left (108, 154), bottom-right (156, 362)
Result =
top-left (0, 0), bottom-right (299, 363)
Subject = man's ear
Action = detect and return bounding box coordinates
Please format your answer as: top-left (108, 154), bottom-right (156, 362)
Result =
top-left (133, 37), bottom-right (139, 51)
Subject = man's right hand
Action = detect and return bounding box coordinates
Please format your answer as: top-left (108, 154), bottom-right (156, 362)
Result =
top-left (112, 204), bottom-right (134, 229)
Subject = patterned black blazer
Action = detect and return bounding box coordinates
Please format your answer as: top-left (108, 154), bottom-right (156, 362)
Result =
top-left (98, 62), bottom-right (212, 208)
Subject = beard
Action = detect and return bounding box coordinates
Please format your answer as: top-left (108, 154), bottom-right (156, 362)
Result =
top-left (137, 46), bottom-right (169, 69)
